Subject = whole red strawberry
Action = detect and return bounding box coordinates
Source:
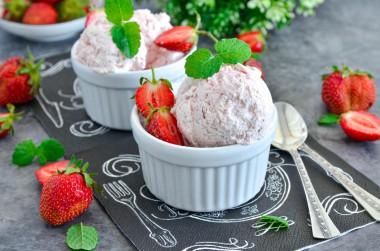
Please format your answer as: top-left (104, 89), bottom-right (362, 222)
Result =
top-left (145, 106), bottom-right (184, 146)
top-left (55, 0), bottom-right (90, 22)
top-left (134, 67), bottom-right (174, 118)
top-left (237, 31), bottom-right (265, 53)
top-left (0, 104), bottom-right (23, 137)
top-left (40, 155), bottom-right (102, 226)
top-left (0, 49), bottom-right (44, 106)
top-left (244, 57), bottom-right (264, 79)
top-left (2, 0), bottom-right (30, 22)
top-left (322, 65), bottom-right (376, 114)
top-left (22, 2), bottom-right (57, 25)
top-left (154, 26), bottom-right (197, 52)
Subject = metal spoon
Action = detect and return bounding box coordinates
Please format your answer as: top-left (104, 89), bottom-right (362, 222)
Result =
top-left (272, 102), bottom-right (341, 239)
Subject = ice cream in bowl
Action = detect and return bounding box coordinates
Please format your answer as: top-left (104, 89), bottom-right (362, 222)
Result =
top-left (71, 1), bottom-right (195, 130)
top-left (131, 40), bottom-right (278, 212)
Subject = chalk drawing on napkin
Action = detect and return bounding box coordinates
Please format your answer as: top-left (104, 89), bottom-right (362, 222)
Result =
top-left (58, 78), bottom-right (84, 110)
top-left (183, 238), bottom-right (254, 251)
top-left (35, 88), bottom-right (64, 128)
top-left (322, 193), bottom-right (365, 216)
top-left (102, 154), bottom-right (141, 178)
top-left (252, 215), bottom-right (295, 237)
top-left (40, 59), bottom-right (72, 78)
top-left (70, 120), bottom-right (109, 137)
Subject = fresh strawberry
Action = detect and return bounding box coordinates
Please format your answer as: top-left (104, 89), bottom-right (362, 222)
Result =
top-left (244, 57), bottom-right (264, 79)
top-left (34, 0), bottom-right (63, 4)
top-left (340, 111), bottom-right (380, 141)
top-left (321, 65), bottom-right (376, 114)
top-left (0, 104), bottom-right (23, 137)
top-left (134, 67), bottom-right (174, 118)
top-left (237, 31), bottom-right (265, 53)
top-left (22, 2), bottom-right (57, 25)
top-left (55, 0), bottom-right (90, 22)
top-left (35, 160), bottom-right (74, 185)
top-left (40, 155), bottom-right (102, 226)
top-left (85, 9), bottom-right (104, 27)
top-left (0, 49), bottom-right (44, 105)
top-left (154, 26), bottom-right (197, 52)
top-left (145, 106), bottom-right (184, 146)
top-left (2, 0), bottom-right (30, 22)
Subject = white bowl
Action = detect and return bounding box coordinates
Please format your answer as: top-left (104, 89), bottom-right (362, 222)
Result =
top-left (71, 41), bottom-right (194, 130)
top-left (0, 17), bottom-right (86, 42)
top-left (131, 105), bottom-right (278, 212)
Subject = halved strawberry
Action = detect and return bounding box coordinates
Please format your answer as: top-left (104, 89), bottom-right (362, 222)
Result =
top-left (0, 104), bottom-right (23, 138)
top-left (244, 58), bottom-right (264, 79)
top-left (85, 9), bottom-right (103, 27)
top-left (145, 106), bottom-right (184, 146)
top-left (133, 67), bottom-right (174, 118)
top-left (237, 31), bottom-right (265, 53)
top-left (35, 160), bottom-right (74, 185)
top-left (154, 26), bottom-right (196, 52)
top-left (340, 111), bottom-right (380, 141)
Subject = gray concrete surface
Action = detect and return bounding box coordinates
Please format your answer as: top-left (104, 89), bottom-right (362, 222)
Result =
top-left (0, 0), bottom-right (379, 250)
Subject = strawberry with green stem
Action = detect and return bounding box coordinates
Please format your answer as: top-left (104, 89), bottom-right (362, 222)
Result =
top-left (56, 0), bottom-right (90, 22)
top-left (22, 2), bottom-right (57, 25)
top-left (0, 48), bottom-right (44, 105)
top-left (2, 0), bottom-right (30, 22)
top-left (40, 155), bottom-right (102, 226)
top-left (237, 31), bottom-right (266, 53)
top-left (0, 104), bottom-right (23, 137)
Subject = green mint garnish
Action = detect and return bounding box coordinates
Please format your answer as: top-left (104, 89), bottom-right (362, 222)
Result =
top-left (255, 215), bottom-right (290, 230)
top-left (66, 222), bottom-right (99, 251)
top-left (185, 38), bottom-right (251, 79)
top-left (318, 114), bottom-right (341, 125)
top-left (105, 0), bottom-right (141, 58)
top-left (12, 139), bottom-right (65, 166)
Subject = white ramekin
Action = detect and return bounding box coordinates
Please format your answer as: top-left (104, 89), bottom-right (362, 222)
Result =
top-left (131, 105), bottom-right (278, 212)
top-left (71, 41), bottom-right (193, 130)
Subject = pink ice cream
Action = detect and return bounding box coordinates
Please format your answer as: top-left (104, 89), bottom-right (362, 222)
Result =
top-left (75, 9), bottom-right (184, 73)
top-left (172, 64), bottom-right (274, 147)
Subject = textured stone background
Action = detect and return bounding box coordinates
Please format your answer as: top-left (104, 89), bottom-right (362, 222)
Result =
top-left (0, 0), bottom-right (379, 250)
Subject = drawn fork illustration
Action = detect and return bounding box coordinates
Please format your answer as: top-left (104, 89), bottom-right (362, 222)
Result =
top-left (104, 180), bottom-right (177, 248)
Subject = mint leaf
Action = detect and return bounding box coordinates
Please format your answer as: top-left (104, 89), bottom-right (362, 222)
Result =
top-left (105, 0), bottom-right (134, 25)
top-left (256, 215), bottom-right (289, 230)
top-left (215, 38), bottom-right (251, 64)
top-left (66, 222), bottom-right (98, 251)
top-left (36, 139), bottom-right (65, 165)
top-left (318, 114), bottom-right (341, 125)
top-left (111, 22), bottom-right (141, 58)
top-left (12, 140), bottom-right (37, 166)
top-left (185, 48), bottom-right (223, 79)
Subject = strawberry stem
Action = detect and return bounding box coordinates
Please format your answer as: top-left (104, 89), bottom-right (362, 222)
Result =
top-left (195, 11), bottom-right (201, 31)
top-left (196, 30), bottom-right (219, 43)
top-left (150, 67), bottom-right (157, 83)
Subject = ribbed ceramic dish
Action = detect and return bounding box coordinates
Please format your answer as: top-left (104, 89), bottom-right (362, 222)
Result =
top-left (71, 41), bottom-right (193, 130)
top-left (131, 105), bottom-right (278, 212)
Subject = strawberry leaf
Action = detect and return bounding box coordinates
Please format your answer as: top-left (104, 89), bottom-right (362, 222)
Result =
top-left (214, 38), bottom-right (251, 64)
top-left (66, 222), bottom-right (98, 251)
top-left (12, 140), bottom-right (37, 166)
top-left (318, 114), bottom-right (341, 125)
top-left (36, 139), bottom-right (65, 165)
top-left (83, 173), bottom-right (92, 187)
top-left (105, 0), bottom-right (134, 25)
top-left (111, 22), bottom-right (141, 58)
top-left (185, 48), bottom-right (223, 79)
top-left (159, 78), bottom-right (173, 90)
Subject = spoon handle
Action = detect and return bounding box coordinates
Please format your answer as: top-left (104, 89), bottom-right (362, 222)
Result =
top-left (299, 143), bottom-right (380, 221)
top-left (289, 149), bottom-right (341, 239)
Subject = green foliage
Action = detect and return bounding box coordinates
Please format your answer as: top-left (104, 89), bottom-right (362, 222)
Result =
top-left (318, 114), bottom-right (341, 125)
top-left (66, 222), bottom-right (98, 251)
top-left (152, 0), bottom-right (324, 37)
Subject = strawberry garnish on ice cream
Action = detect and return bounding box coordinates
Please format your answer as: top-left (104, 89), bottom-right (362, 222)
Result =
top-left (133, 67), bottom-right (174, 118)
top-left (154, 26), bottom-right (196, 52)
top-left (237, 31), bottom-right (266, 53)
top-left (85, 9), bottom-right (104, 27)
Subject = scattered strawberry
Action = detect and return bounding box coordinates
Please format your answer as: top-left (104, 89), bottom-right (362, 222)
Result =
top-left (321, 65), bottom-right (376, 114)
top-left (35, 160), bottom-right (73, 185)
top-left (0, 48), bottom-right (44, 106)
top-left (40, 155), bottom-right (102, 226)
top-left (237, 31), bottom-right (265, 53)
top-left (35, 0), bottom-right (63, 4)
top-left (133, 67), bottom-right (174, 118)
top-left (154, 26), bottom-right (197, 52)
top-left (22, 2), bottom-right (57, 25)
top-left (318, 111), bottom-right (380, 141)
top-left (2, 0), bottom-right (30, 22)
top-left (0, 104), bottom-right (23, 137)
top-left (145, 106), bottom-right (184, 146)
top-left (244, 57), bottom-right (264, 79)
top-left (85, 9), bottom-right (104, 27)
top-left (55, 0), bottom-right (90, 22)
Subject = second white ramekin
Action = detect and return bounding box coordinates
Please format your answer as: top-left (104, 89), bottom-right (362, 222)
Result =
top-left (131, 105), bottom-right (278, 212)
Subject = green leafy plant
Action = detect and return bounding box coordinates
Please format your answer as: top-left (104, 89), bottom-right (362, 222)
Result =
top-left (66, 222), bottom-right (99, 250)
top-left (148, 0), bottom-right (324, 37)
top-left (255, 215), bottom-right (290, 230)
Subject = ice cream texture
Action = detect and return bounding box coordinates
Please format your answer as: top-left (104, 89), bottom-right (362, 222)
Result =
top-left (172, 64), bottom-right (274, 147)
top-left (75, 9), bottom-right (184, 73)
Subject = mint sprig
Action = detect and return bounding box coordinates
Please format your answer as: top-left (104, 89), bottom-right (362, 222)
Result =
top-left (66, 222), bottom-right (98, 251)
top-left (318, 114), bottom-right (341, 125)
top-left (12, 139), bottom-right (65, 166)
top-left (185, 38), bottom-right (251, 79)
top-left (255, 215), bottom-right (290, 230)
top-left (105, 0), bottom-right (141, 58)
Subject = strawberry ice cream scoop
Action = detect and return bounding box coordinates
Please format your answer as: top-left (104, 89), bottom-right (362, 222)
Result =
top-left (172, 64), bottom-right (274, 147)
